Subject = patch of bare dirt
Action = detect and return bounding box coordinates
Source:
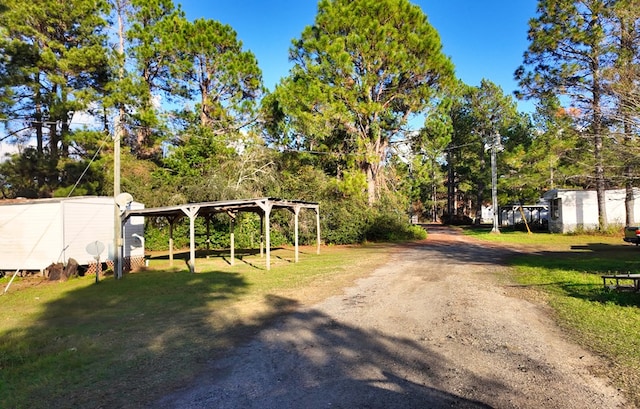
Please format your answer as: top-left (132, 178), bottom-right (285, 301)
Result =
top-left (154, 225), bottom-right (630, 409)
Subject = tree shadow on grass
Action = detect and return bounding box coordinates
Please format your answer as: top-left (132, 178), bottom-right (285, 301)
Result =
top-left (8, 232), bottom-right (625, 409)
top-left (1, 263), bottom-right (506, 409)
top-left (507, 243), bottom-right (640, 307)
top-left (0, 268), bottom-right (279, 409)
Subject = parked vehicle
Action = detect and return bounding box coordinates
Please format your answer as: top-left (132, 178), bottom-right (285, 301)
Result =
top-left (623, 226), bottom-right (640, 245)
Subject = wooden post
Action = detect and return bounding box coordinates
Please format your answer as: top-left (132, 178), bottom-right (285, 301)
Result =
top-left (206, 215), bottom-right (211, 252)
top-left (228, 211), bottom-right (236, 266)
top-left (265, 205), bottom-right (271, 270)
top-left (189, 213), bottom-right (195, 273)
top-left (259, 213), bottom-right (264, 258)
top-left (168, 219), bottom-right (174, 268)
top-left (180, 206), bottom-right (199, 273)
top-left (315, 207), bottom-right (321, 255)
top-left (294, 205), bottom-right (300, 263)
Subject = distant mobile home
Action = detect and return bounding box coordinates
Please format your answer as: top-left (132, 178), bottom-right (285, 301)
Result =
top-left (542, 188), bottom-right (640, 233)
top-left (499, 204), bottom-right (548, 227)
top-left (0, 196), bottom-right (144, 272)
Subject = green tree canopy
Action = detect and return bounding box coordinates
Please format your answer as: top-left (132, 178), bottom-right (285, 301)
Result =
top-left (0, 0), bottom-right (111, 196)
top-left (444, 80), bottom-right (521, 222)
top-left (120, 0), bottom-right (188, 159)
top-left (516, 0), bottom-right (615, 228)
top-left (179, 18), bottom-right (263, 133)
top-left (266, 0), bottom-right (454, 205)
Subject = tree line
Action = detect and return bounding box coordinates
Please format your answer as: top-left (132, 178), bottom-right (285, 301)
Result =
top-left (0, 0), bottom-right (639, 245)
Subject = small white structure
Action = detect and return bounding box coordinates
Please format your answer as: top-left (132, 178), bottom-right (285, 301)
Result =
top-left (500, 204), bottom-right (548, 227)
top-left (543, 188), bottom-right (640, 233)
top-left (0, 196), bottom-right (144, 272)
top-left (481, 204), bottom-right (494, 224)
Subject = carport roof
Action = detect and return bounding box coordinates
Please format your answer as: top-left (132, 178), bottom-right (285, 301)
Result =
top-left (122, 197), bottom-right (319, 220)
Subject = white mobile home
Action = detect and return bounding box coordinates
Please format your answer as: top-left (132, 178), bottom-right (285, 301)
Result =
top-left (0, 196), bottom-right (144, 272)
top-left (543, 188), bottom-right (640, 233)
top-left (499, 204), bottom-right (548, 227)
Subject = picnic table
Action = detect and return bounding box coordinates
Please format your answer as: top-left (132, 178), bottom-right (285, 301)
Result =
top-left (601, 273), bottom-right (640, 292)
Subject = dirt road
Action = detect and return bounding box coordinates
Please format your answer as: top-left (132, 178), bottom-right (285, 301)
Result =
top-left (154, 225), bottom-right (628, 408)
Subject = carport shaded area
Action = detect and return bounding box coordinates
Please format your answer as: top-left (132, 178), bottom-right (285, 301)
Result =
top-left (122, 198), bottom-right (320, 272)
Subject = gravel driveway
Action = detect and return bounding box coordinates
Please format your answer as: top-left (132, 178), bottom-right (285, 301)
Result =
top-left (154, 225), bottom-right (628, 409)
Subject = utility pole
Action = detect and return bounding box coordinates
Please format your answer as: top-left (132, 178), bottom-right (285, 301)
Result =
top-left (114, 1), bottom-right (126, 279)
top-left (114, 117), bottom-right (122, 279)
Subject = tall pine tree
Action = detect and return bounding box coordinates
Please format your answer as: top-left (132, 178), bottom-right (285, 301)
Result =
top-left (267, 0), bottom-right (454, 205)
top-left (0, 0), bottom-right (110, 197)
top-left (516, 0), bottom-right (614, 229)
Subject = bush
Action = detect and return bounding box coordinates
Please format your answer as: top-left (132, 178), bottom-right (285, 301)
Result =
top-left (321, 199), bottom-right (371, 244)
top-left (320, 190), bottom-right (426, 244)
top-left (365, 212), bottom-right (426, 242)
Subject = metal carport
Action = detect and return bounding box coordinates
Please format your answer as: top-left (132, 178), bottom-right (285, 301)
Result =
top-left (121, 198), bottom-right (320, 272)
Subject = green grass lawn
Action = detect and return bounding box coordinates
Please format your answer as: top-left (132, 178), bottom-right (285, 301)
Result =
top-left (0, 245), bottom-right (394, 409)
top-left (462, 225), bottom-right (640, 405)
top-left (3, 229), bottom-right (640, 408)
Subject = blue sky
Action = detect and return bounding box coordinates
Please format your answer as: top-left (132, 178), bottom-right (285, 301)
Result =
top-left (0, 1), bottom-right (539, 157)
top-left (178, 0), bottom-right (539, 113)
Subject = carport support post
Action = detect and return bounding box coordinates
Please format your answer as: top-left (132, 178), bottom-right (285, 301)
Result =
top-left (228, 211), bottom-right (236, 266)
top-left (181, 206), bottom-right (199, 273)
top-left (256, 201), bottom-right (273, 270)
top-left (169, 223), bottom-right (174, 268)
top-left (168, 217), bottom-right (176, 268)
top-left (265, 205), bottom-right (271, 270)
top-left (206, 216), bottom-right (211, 252)
top-left (315, 207), bottom-right (321, 255)
top-left (293, 205), bottom-right (301, 263)
top-left (259, 213), bottom-right (264, 258)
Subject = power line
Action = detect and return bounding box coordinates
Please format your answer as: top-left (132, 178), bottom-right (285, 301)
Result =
top-left (0, 126), bottom-right (32, 142)
top-left (66, 132), bottom-right (111, 197)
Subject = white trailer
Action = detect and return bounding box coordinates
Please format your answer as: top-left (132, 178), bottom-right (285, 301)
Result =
top-left (0, 196), bottom-right (144, 272)
top-left (543, 188), bottom-right (640, 233)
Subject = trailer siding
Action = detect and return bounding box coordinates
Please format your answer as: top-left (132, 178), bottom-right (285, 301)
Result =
top-left (62, 198), bottom-right (117, 266)
top-left (0, 197), bottom-right (144, 272)
top-left (0, 202), bottom-right (63, 270)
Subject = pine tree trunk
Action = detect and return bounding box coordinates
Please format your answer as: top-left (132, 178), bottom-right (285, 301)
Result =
top-left (592, 57), bottom-right (607, 230)
top-left (365, 162), bottom-right (376, 206)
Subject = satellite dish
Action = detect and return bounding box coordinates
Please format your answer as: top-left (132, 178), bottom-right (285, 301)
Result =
top-left (86, 241), bottom-right (106, 283)
top-left (86, 241), bottom-right (105, 257)
top-left (115, 192), bottom-right (134, 210)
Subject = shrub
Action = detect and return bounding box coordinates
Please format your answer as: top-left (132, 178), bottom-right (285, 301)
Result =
top-left (365, 212), bottom-right (426, 242)
top-left (321, 199), bottom-right (371, 244)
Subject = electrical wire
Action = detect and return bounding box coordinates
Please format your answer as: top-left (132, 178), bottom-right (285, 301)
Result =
top-left (66, 132), bottom-right (111, 197)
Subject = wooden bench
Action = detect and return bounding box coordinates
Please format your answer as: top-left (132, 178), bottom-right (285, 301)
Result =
top-left (601, 274), bottom-right (640, 292)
